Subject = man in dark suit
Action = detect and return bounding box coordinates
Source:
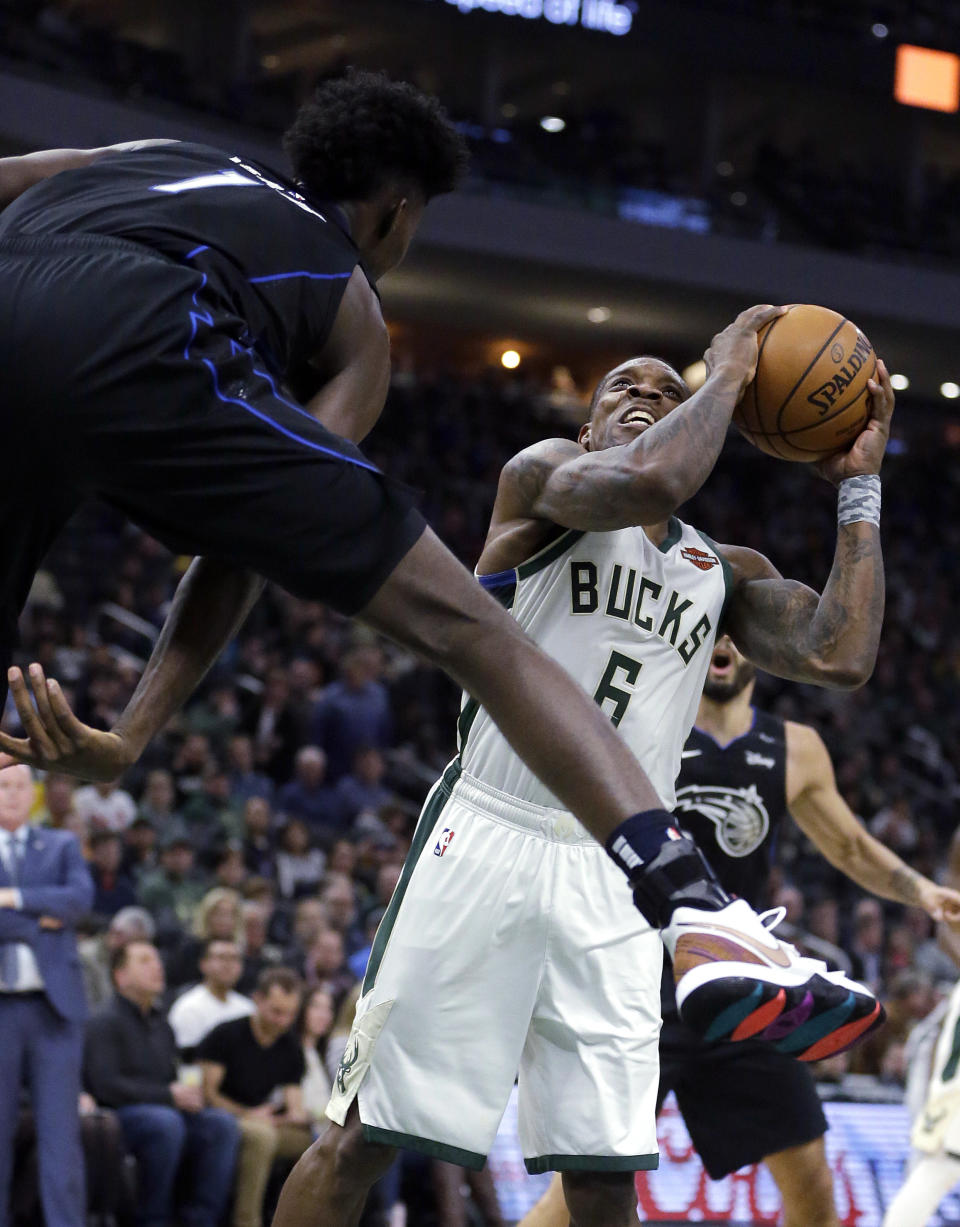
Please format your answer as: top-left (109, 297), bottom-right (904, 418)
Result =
top-left (0, 762), bottom-right (93, 1227)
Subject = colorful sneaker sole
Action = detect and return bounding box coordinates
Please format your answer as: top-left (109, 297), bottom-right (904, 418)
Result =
top-left (677, 968), bottom-right (885, 1061)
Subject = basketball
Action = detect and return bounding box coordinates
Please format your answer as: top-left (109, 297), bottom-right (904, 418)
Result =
top-left (733, 304), bottom-right (877, 462)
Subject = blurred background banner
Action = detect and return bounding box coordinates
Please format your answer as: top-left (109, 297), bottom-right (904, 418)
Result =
top-left (490, 1088), bottom-right (960, 1225)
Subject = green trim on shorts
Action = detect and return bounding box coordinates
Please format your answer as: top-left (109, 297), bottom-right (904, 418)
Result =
top-left (695, 527), bottom-right (735, 630)
top-left (362, 758), bottom-right (462, 995)
top-left (525, 1152), bottom-right (659, 1174)
top-left (362, 1124), bottom-right (486, 1171)
top-left (516, 528), bottom-right (585, 579)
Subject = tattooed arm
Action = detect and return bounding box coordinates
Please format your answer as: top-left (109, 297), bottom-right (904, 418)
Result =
top-left (486, 305), bottom-right (783, 543)
top-left (722, 362), bottom-right (895, 690)
top-left (786, 722), bottom-right (960, 923)
top-left (721, 525), bottom-right (882, 688)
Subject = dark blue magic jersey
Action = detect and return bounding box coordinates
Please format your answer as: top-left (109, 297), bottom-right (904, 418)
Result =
top-left (0, 141), bottom-right (368, 386)
top-left (662, 709), bottom-right (788, 1017)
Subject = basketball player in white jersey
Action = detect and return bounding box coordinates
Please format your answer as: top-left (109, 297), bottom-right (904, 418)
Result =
top-left (883, 973), bottom-right (960, 1226)
top-left (268, 344), bottom-right (895, 1227)
top-left (883, 830), bottom-right (960, 1226)
top-left (523, 635), bottom-right (960, 1227)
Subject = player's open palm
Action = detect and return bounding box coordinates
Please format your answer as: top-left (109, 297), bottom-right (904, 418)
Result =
top-left (0, 665), bottom-right (130, 781)
top-left (815, 359), bottom-right (895, 486)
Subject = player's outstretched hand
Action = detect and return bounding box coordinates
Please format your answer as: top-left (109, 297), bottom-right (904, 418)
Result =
top-left (815, 359), bottom-right (895, 487)
top-left (0, 665), bottom-right (131, 781)
top-left (703, 304), bottom-right (785, 394)
top-left (923, 882), bottom-right (960, 929)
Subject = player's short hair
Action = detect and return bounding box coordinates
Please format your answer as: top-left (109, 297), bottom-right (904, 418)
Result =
top-left (283, 68), bottom-right (469, 203)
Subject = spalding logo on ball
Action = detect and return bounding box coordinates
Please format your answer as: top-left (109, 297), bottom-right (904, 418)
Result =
top-left (733, 304), bottom-right (877, 462)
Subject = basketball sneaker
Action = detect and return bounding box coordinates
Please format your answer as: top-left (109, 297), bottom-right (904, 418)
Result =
top-left (625, 834), bottom-right (883, 1061)
top-left (664, 899), bottom-right (885, 1061)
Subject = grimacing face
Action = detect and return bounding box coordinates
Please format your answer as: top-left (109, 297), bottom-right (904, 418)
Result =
top-left (580, 357), bottom-right (691, 453)
top-left (702, 635), bottom-right (757, 703)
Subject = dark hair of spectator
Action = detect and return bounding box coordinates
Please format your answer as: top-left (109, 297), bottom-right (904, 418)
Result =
top-left (110, 938), bottom-right (154, 977)
top-left (283, 68), bottom-right (469, 204)
top-left (255, 966), bottom-right (304, 998)
top-left (296, 986), bottom-right (335, 1059)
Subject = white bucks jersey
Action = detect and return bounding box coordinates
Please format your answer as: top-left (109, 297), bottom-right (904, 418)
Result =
top-left (461, 517), bottom-right (731, 811)
top-left (913, 978), bottom-right (960, 1153)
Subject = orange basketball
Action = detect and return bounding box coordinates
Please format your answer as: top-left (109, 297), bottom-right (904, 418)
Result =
top-left (733, 304), bottom-right (876, 462)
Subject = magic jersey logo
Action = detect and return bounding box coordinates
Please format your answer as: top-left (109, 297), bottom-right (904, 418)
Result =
top-left (674, 783), bottom-right (771, 858)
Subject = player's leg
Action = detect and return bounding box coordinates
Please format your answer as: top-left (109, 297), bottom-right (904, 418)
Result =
top-left (359, 527), bottom-right (662, 837)
top-left (514, 839), bottom-right (660, 1227)
top-left (882, 1153), bottom-right (960, 1227)
top-left (517, 1175), bottom-right (568, 1227)
top-left (275, 785), bottom-right (550, 1227)
top-left (561, 1172), bottom-right (635, 1227)
top-left (271, 1102), bottom-right (395, 1227)
top-left (665, 1030), bottom-right (830, 1193)
top-left (763, 1137), bottom-right (838, 1227)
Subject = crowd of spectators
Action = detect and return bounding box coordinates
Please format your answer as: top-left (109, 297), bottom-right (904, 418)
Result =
top-left (4, 365), bottom-right (959, 1223)
top-left (4, 1), bottom-right (960, 266)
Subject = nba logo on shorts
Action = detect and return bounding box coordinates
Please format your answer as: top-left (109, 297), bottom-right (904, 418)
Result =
top-left (434, 828), bottom-right (455, 857)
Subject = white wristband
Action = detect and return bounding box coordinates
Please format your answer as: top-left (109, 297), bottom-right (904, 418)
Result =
top-left (837, 474), bottom-right (881, 527)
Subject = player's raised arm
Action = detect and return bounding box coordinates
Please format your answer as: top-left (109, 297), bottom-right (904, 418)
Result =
top-left (786, 722), bottom-right (960, 923)
top-left (0, 140), bottom-right (178, 209)
top-left (302, 267), bottom-right (391, 443)
top-left (722, 362), bottom-right (894, 689)
top-left (493, 305), bottom-right (783, 534)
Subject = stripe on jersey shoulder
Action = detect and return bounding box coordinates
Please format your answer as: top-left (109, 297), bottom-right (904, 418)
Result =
top-left (656, 516), bottom-right (683, 554)
top-left (694, 528), bottom-right (734, 628)
top-left (474, 526), bottom-right (583, 604)
top-left (516, 527), bottom-right (585, 579)
top-left (477, 569), bottom-right (517, 610)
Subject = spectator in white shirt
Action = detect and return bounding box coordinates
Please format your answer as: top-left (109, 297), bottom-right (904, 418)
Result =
top-left (168, 939), bottom-right (254, 1058)
top-left (72, 780), bottom-right (136, 833)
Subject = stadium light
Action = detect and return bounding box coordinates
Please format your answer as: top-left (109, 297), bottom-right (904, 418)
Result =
top-left (894, 45), bottom-right (960, 113)
top-left (587, 307), bottom-right (611, 324)
top-left (501, 350), bottom-right (521, 369)
top-left (940, 381), bottom-right (960, 400)
top-left (890, 373), bottom-right (909, 391)
top-left (540, 116), bottom-right (566, 133)
top-left (681, 360), bottom-right (707, 391)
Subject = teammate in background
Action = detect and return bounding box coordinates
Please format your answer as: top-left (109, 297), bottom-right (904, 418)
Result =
top-left (882, 829), bottom-right (960, 1226)
top-left (264, 353), bottom-right (895, 1227)
top-left (0, 75), bottom-right (848, 1069)
top-left (883, 975), bottom-right (960, 1227)
top-left (523, 636), bottom-right (960, 1227)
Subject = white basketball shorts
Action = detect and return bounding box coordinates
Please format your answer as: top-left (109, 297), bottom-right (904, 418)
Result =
top-left (326, 761), bottom-right (662, 1174)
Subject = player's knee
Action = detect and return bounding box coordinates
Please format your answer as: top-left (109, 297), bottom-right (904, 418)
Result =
top-left (321, 1112), bottom-right (395, 1191)
top-left (562, 1170), bottom-right (636, 1227)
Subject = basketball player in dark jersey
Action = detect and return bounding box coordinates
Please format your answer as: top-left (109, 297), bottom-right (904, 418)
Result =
top-left (522, 634), bottom-right (960, 1227)
top-left (0, 71), bottom-right (848, 1079)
